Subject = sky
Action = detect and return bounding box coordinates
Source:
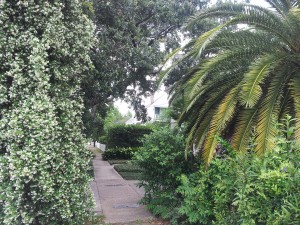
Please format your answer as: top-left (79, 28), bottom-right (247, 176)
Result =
top-left (115, 0), bottom-right (271, 115)
top-left (251, 0), bottom-right (271, 7)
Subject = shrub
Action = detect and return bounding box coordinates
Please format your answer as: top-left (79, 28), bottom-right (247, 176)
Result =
top-left (102, 147), bottom-right (140, 160)
top-left (177, 117), bottom-right (300, 224)
top-left (177, 153), bottom-right (239, 224)
top-left (135, 127), bottom-right (196, 224)
top-left (99, 135), bottom-right (107, 144)
top-left (106, 124), bottom-right (152, 149)
top-left (134, 116), bottom-right (300, 224)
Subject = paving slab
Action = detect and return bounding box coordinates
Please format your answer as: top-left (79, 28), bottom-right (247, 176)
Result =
top-left (127, 180), bottom-right (145, 197)
top-left (91, 152), bottom-right (154, 224)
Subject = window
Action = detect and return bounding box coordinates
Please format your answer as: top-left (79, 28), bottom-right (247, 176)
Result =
top-left (154, 107), bottom-right (160, 115)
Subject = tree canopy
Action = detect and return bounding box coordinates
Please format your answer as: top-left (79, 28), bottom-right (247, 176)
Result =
top-left (82, 0), bottom-right (211, 140)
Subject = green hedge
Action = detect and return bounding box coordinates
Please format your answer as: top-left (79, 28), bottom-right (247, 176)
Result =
top-left (102, 147), bottom-right (140, 160)
top-left (106, 124), bottom-right (152, 149)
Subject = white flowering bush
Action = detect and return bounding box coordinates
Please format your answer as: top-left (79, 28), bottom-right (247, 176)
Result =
top-left (0, 0), bottom-right (95, 224)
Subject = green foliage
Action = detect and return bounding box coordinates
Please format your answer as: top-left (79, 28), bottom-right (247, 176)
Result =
top-left (99, 135), bottom-right (107, 144)
top-left (0, 0), bottom-right (94, 224)
top-left (84, 214), bottom-right (105, 225)
top-left (135, 127), bottom-right (196, 224)
top-left (162, 0), bottom-right (300, 165)
top-left (82, 0), bottom-right (211, 125)
top-left (178, 155), bottom-right (238, 224)
top-left (106, 124), bottom-right (152, 149)
top-left (82, 108), bottom-right (104, 142)
top-left (103, 106), bottom-right (131, 134)
top-left (102, 147), bottom-right (140, 160)
top-left (177, 117), bottom-right (300, 224)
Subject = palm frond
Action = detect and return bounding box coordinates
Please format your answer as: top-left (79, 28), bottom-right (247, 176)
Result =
top-left (286, 8), bottom-right (300, 45)
top-left (254, 68), bottom-right (290, 155)
top-left (187, 3), bottom-right (293, 48)
top-left (158, 47), bottom-right (182, 85)
top-left (231, 108), bottom-right (258, 153)
top-left (230, 13), bottom-right (292, 47)
top-left (190, 20), bottom-right (233, 59)
top-left (266, 0), bottom-right (293, 15)
top-left (183, 72), bottom-right (242, 116)
top-left (185, 110), bottom-right (214, 156)
top-left (165, 0), bottom-right (300, 165)
top-left (205, 30), bottom-right (280, 53)
top-left (158, 49), bottom-right (189, 87)
top-left (289, 74), bottom-right (300, 139)
top-left (187, 47), bottom-right (265, 100)
top-left (202, 87), bottom-right (240, 165)
top-left (202, 129), bottom-right (219, 168)
top-left (278, 89), bottom-right (292, 120)
top-left (240, 54), bottom-right (283, 108)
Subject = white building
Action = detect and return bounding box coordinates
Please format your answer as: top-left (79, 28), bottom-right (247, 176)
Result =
top-left (124, 88), bottom-right (169, 125)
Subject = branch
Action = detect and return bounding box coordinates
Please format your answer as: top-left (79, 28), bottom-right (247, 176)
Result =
top-left (148, 25), bottom-right (177, 46)
top-left (135, 13), bottom-right (156, 27)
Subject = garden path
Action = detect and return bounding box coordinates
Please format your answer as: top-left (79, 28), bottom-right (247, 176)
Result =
top-left (90, 152), bottom-right (154, 224)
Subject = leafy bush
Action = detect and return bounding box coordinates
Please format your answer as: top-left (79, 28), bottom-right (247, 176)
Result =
top-left (177, 116), bottom-right (300, 224)
top-left (133, 116), bottom-right (300, 224)
top-left (106, 124), bottom-right (152, 149)
top-left (102, 147), bottom-right (140, 160)
top-left (99, 135), bottom-right (107, 144)
top-left (135, 127), bottom-right (196, 224)
top-left (178, 149), bottom-right (300, 224)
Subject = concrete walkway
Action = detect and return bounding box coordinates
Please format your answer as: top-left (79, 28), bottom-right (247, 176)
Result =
top-left (90, 153), bottom-right (154, 224)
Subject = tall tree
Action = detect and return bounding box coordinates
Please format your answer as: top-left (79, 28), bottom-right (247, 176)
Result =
top-left (82, 0), bottom-right (211, 140)
top-left (163, 0), bottom-right (300, 166)
top-left (0, 0), bottom-right (94, 224)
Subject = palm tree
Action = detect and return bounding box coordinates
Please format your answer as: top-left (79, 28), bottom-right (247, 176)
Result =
top-left (162, 0), bottom-right (300, 165)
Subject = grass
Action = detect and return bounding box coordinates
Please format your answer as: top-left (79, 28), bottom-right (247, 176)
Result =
top-left (107, 160), bottom-right (143, 180)
top-left (87, 146), bottom-right (102, 179)
top-left (107, 159), bottom-right (128, 165)
top-left (88, 146), bottom-right (102, 155)
top-left (84, 215), bottom-right (105, 225)
top-left (117, 171), bottom-right (142, 180)
top-left (114, 163), bottom-right (143, 172)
